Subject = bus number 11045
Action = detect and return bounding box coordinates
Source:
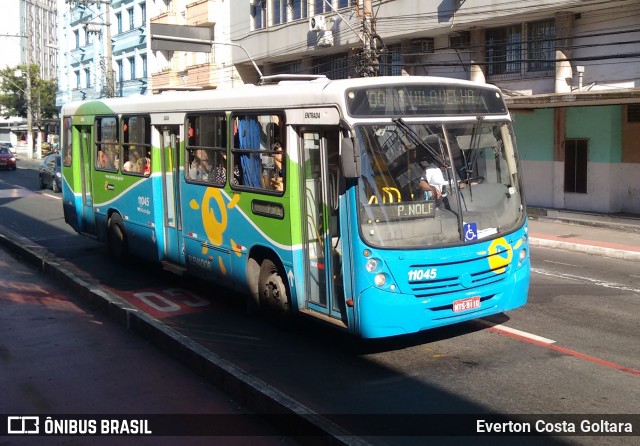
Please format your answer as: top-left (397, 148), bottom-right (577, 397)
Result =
top-left (408, 268), bottom-right (437, 281)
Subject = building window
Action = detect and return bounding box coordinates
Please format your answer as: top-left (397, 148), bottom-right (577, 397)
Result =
top-left (252, 1), bottom-right (266, 30)
top-left (628, 104), bottom-right (640, 123)
top-left (487, 25), bottom-right (522, 75)
top-left (128, 56), bottom-right (136, 80)
top-left (85, 68), bottom-right (91, 87)
top-left (564, 139), bottom-right (588, 193)
top-left (116, 12), bottom-right (122, 34)
top-left (74, 30), bottom-right (79, 48)
top-left (379, 45), bottom-right (402, 76)
top-left (292, 0), bottom-right (306, 20)
top-left (450, 32), bottom-right (470, 49)
top-left (487, 19), bottom-right (555, 77)
top-left (314, 0), bottom-right (329, 14)
top-left (128, 8), bottom-right (134, 30)
top-left (141, 55), bottom-right (147, 78)
top-left (75, 71), bottom-right (80, 88)
top-left (140, 3), bottom-right (146, 26)
top-left (337, 0), bottom-right (349, 8)
top-left (527, 20), bottom-right (555, 72)
top-left (117, 60), bottom-right (123, 83)
top-left (314, 54), bottom-right (349, 79)
top-left (272, 0), bottom-right (285, 25)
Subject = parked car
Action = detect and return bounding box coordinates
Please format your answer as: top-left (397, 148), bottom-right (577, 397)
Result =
top-left (39, 153), bottom-right (61, 192)
top-left (0, 146), bottom-right (17, 170)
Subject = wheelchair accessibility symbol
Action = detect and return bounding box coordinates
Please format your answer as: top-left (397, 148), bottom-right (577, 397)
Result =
top-left (464, 223), bottom-right (478, 242)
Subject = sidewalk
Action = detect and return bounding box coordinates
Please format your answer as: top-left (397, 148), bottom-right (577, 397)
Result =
top-left (528, 207), bottom-right (640, 262)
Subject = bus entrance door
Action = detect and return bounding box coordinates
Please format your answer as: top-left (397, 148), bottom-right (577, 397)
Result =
top-left (159, 125), bottom-right (185, 267)
top-left (300, 130), bottom-right (345, 324)
top-left (77, 125), bottom-right (95, 234)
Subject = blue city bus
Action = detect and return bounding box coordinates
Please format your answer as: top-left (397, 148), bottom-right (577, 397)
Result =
top-left (60, 75), bottom-right (530, 338)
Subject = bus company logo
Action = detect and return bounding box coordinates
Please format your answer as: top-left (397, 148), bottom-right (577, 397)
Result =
top-left (7, 416), bottom-right (40, 434)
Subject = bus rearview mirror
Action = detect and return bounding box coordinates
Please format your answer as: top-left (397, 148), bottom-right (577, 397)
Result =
top-left (341, 137), bottom-right (360, 178)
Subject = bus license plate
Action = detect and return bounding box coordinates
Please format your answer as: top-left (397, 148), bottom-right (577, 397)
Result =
top-left (453, 296), bottom-right (480, 313)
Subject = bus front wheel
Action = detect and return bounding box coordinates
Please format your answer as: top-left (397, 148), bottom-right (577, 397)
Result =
top-left (258, 259), bottom-right (290, 314)
top-left (107, 213), bottom-right (128, 261)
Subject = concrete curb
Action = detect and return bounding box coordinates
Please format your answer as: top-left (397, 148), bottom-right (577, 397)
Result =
top-left (532, 216), bottom-right (640, 234)
top-left (0, 225), bottom-right (368, 446)
top-left (529, 236), bottom-right (640, 262)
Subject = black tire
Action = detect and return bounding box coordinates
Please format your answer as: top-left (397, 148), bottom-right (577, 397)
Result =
top-left (258, 259), bottom-right (290, 314)
top-left (107, 213), bottom-right (128, 261)
top-left (39, 175), bottom-right (45, 189)
top-left (52, 180), bottom-right (59, 193)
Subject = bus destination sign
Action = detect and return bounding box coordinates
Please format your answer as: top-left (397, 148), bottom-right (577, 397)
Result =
top-left (364, 200), bottom-right (435, 222)
top-left (346, 85), bottom-right (506, 117)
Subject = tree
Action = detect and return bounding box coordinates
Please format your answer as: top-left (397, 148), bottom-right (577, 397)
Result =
top-left (0, 64), bottom-right (58, 121)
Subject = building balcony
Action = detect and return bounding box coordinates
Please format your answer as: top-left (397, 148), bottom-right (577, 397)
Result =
top-left (150, 12), bottom-right (180, 26)
top-left (185, 62), bottom-right (218, 89)
top-left (186, 0), bottom-right (223, 27)
top-left (150, 62), bottom-right (219, 92)
top-left (151, 69), bottom-right (181, 90)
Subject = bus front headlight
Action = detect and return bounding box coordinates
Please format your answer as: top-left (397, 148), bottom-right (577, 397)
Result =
top-left (365, 258), bottom-right (379, 273)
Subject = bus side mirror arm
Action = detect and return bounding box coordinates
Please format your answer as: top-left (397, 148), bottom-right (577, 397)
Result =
top-left (341, 136), bottom-right (360, 178)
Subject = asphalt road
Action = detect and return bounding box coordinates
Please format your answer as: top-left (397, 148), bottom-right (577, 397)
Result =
top-left (1, 159), bottom-right (638, 445)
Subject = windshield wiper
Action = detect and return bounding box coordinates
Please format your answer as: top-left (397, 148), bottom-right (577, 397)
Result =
top-left (392, 118), bottom-right (447, 168)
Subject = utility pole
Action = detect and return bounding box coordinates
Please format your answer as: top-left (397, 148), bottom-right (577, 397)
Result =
top-left (102, 0), bottom-right (115, 97)
top-left (24, 1), bottom-right (36, 159)
top-left (359, 0), bottom-right (379, 77)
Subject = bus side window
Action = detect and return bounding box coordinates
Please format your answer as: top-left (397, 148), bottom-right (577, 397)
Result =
top-left (231, 114), bottom-right (284, 192)
top-left (95, 116), bottom-right (118, 172)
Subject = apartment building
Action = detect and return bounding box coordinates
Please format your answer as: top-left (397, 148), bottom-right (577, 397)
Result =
top-left (0, 0), bottom-right (57, 147)
top-left (56, 0), bottom-right (153, 105)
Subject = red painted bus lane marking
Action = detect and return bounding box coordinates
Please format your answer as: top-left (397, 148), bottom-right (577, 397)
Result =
top-left (108, 287), bottom-right (213, 320)
top-left (476, 322), bottom-right (640, 377)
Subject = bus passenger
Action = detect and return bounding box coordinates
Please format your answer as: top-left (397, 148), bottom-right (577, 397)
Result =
top-left (270, 142), bottom-right (284, 191)
top-left (97, 150), bottom-right (108, 168)
top-left (139, 150), bottom-right (151, 176)
top-left (123, 148), bottom-right (140, 172)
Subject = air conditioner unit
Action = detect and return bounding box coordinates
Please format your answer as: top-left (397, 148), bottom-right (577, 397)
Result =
top-left (309, 15), bottom-right (326, 32)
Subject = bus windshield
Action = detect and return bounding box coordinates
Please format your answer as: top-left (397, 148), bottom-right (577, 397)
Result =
top-left (356, 119), bottom-right (524, 248)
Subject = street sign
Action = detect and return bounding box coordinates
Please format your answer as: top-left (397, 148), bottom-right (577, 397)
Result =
top-left (150, 24), bottom-right (214, 53)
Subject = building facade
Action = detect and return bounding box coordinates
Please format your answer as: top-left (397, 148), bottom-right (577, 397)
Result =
top-left (0, 0), bottom-right (57, 150)
top-left (56, 0), bottom-right (154, 105)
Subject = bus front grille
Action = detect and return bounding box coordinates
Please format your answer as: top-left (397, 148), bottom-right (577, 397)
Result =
top-left (408, 265), bottom-right (509, 298)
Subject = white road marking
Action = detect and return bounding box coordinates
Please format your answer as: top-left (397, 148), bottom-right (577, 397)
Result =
top-left (542, 260), bottom-right (583, 267)
top-left (532, 267), bottom-right (640, 295)
top-left (476, 320), bottom-right (556, 344)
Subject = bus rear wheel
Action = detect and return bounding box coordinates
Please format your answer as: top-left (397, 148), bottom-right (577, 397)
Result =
top-left (107, 213), bottom-right (128, 261)
top-left (258, 259), bottom-right (289, 314)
